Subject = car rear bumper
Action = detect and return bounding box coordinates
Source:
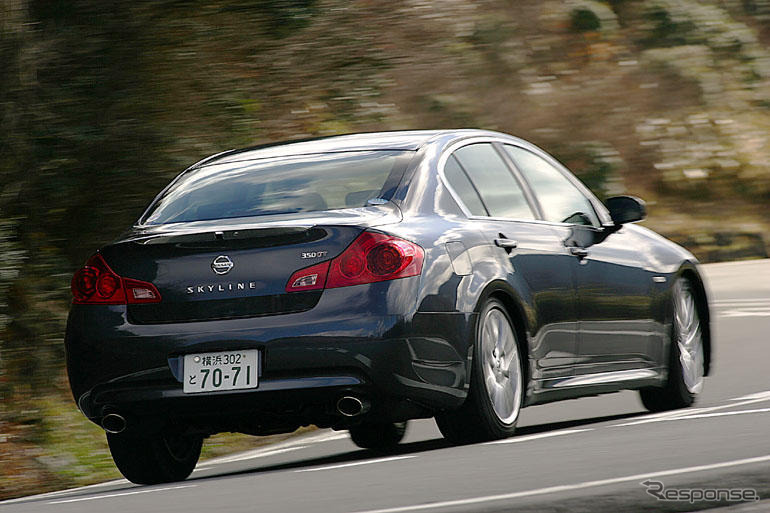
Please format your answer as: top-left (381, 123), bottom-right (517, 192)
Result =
top-left (65, 286), bottom-right (474, 433)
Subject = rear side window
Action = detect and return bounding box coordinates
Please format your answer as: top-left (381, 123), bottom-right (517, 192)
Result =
top-left (142, 151), bottom-right (411, 225)
top-left (504, 145), bottom-right (600, 227)
top-left (452, 144), bottom-right (535, 220)
top-left (443, 156), bottom-right (487, 216)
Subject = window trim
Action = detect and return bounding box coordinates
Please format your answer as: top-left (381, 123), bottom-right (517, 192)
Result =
top-left (499, 143), bottom-right (602, 229)
top-left (491, 142), bottom-right (545, 220)
top-left (437, 136), bottom-right (612, 228)
top-left (453, 147), bottom-right (540, 219)
top-left (446, 154), bottom-right (491, 216)
top-left (438, 137), bottom-right (540, 222)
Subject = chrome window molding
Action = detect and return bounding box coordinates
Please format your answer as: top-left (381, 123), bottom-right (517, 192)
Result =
top-left (437, 135), bottom-right (613, 227)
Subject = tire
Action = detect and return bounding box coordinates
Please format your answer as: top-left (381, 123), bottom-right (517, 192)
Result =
top-left (349, 421), bottom-right (407, 450)
top-left (435, 298), bottom-right (524, 444)
top-left (107, 431), bottom-right (203, 485)
top-left (640, 278), bottom-right (705, 412)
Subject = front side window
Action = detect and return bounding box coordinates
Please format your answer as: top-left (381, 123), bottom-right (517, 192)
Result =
top-left (452, 143), bottom-right (535, 220)
top-left (142, 151), bottom-right (410, 225)
top-left (504, 145), bottom-right (600, 227)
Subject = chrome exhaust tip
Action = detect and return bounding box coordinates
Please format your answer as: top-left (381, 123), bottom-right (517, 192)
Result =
top-left (102, 413), bottom-right (127, 434)
top-left (336, 396), bottom-right (371, 417)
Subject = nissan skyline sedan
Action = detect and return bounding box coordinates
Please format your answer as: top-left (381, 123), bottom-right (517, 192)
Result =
top-left (65, 129), bottom-right (711, 484)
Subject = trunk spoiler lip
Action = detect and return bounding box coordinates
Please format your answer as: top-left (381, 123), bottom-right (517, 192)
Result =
top-left (118, 202), bottom-right (402, 245)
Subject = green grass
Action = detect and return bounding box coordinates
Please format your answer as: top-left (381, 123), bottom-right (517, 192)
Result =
top-left (37, 396), bottom-right (122, 484)
top-left (0, 391), bottom-right (317, 500)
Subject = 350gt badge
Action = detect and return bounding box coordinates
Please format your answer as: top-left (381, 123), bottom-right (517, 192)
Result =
top-left (301, 251), bottom-right (328, 259)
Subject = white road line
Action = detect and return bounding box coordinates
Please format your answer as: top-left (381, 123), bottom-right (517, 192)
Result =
top-left (720, 309), bottom-right (770, 317)
top-left (731, 391), bottom-right (770, 401)
top-left (349, 455), bottom-right (770, 513)
top-left (612, 409), bottom-right (707, 427)
top-left (295, 455), bottom-right (416, 473)
top-left (713, 302), bottom-right (770, 307)
top-left (711, 298), bottom-right (770, 303)
top-left (195, 445), bottom-right (308, 469)
top-left (712, 298), bottom-right (770, 302)
top-left (484, 428), bottom-right (593, 445)
top-left (0, 479), bottom-right (130, 505)
top-left (4, 430), bottom-right (349, 505)
top-left (197, 430), bottom-right (348, 468)
top-left (659, 408), bottom-right (770, 422)
top-left (613, 395), bottom-right (770, 427)
top-left (47, 485), bottom-right (196, 505)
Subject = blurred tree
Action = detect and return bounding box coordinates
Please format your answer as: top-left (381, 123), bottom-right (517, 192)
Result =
top-left (0, 0), bottom-right (172, 403)
top-left (571, 8), bottom-right (602, 33)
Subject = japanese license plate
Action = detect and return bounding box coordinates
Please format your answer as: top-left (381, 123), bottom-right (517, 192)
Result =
top-left (183, 350), bottom-right (259, 394)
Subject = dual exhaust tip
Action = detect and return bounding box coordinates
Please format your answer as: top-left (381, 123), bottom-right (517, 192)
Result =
top-left (102, 413), bottom-right (127, 434)
top-left (103, 397), bottom-right (369, 432)
top-left (336, 396), bottom-right (370, 417)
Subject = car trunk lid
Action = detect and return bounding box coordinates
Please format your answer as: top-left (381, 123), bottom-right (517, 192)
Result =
top-left (101, 205), bottom-right (400, 323)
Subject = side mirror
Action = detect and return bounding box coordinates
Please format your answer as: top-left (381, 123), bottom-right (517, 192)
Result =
top-left (605, 195), bottom-right (646, 225)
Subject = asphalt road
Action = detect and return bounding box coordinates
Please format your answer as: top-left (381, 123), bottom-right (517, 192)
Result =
top-left (4, 259), bottom-right (770, 513)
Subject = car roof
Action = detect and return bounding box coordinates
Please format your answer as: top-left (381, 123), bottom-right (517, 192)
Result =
top-left (196, 129), bottom-right (513, 168)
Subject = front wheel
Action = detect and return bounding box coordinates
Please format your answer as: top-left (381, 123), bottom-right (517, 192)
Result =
top-left (640, 278), bottom-right (705, 412)
top-left (435, 298), bottom-right (524, 444)
top-left (107, 431), bottom-right (203, 485)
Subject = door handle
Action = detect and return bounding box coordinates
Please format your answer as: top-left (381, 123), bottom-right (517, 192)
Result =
top-left (494, 238), bottom-right (519, 250)
top-left (569, 246), bottom-right (589, 258)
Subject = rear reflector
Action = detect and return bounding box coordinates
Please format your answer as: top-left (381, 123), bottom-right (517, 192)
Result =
top-left (285, 261), bottom-right (331, 292)
top-left (285, 231), bottom-right (423, 292)
top-left (71, 254), bottom-right (161, 305)
top-left (125, 279), bottom-right (160, 302)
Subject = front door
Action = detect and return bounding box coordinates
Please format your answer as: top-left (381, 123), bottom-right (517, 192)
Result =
top-left (501, 144), bottom-right (656, 377)
top-left (564, 225), bottom-right (659, 374)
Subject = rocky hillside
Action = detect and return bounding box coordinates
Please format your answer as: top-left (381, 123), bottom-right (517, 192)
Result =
top-left (119, 0), bottom-right (770, 239)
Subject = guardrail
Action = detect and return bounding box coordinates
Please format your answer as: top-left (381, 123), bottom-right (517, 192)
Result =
top-left (667, 232), bottom-right (768, 263)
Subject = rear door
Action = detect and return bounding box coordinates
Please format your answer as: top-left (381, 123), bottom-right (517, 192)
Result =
top-left (445, 142), bottom-right (578, 385)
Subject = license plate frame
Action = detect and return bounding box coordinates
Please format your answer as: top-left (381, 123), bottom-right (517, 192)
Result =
top-left (183, 349), bottom-right (259, 394)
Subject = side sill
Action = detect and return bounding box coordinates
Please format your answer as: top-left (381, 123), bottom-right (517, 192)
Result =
top-left (549, 368), bottom-right (660, 388)
top-left (524, 368), bottom-right (664, 407)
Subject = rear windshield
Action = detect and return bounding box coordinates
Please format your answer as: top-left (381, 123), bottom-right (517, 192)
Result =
top-left (141, 151), bottom-right (412, 225)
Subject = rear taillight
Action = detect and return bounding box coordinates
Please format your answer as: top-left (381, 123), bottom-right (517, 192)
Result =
top-left (285, 231), bottom-right (424, 292)
top-left (71, 254), bottom-right (161, 305)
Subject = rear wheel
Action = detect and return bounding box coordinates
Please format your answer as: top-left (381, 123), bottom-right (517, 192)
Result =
top-left (640, 278), bottom-right (704, 412)
top-left (349, 421), bottom-right (407, 450)
top-left (107, 431), bottom-right (203, 485)
top-left (435, 298), bottom-right (523, 444)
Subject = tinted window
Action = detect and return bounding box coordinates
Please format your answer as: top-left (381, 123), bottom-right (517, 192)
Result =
top-left (142, 151), bottom-right (409, 224)
top-left (453, 144), bottom-right (535, 220)
top-left (443, 155), bottom-right (487, 216)
top-left (504, 145), bottom-right (600, 227)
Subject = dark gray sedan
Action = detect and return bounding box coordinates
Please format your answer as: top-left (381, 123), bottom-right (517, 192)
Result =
top-left (65, 129), bottom-right (711, 484)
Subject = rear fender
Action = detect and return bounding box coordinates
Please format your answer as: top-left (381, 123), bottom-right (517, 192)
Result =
top-left (472, 281), bottom-right (532, 396)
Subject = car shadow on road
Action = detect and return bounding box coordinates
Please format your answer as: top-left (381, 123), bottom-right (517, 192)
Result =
top-left (514, 411), bottom-right (642, 436)
top-left (192, 410), bottom-right (647, 481)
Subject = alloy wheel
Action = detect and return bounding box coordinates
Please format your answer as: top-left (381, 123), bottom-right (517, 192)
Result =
top-left (480, 307), bottom-right (522, 425)
top-left (674, 281), bottom-right (704, 394)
